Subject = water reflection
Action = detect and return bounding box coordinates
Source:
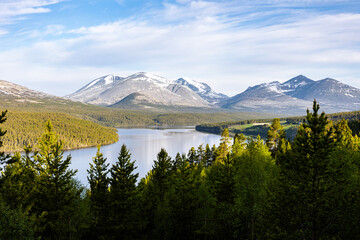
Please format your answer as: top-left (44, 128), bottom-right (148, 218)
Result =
top-left (66, 128), bottom-right (221, 186)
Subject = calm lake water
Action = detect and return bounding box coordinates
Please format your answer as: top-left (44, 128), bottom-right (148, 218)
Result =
top-left (65, 127), bottom-right (221, 186)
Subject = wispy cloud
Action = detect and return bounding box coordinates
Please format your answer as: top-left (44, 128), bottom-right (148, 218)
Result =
top-left (0, 0), bottom-right (359, 96)
top-left (0, 0), bottom-right (62, 25)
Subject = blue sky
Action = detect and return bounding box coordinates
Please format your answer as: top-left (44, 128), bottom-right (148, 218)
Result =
top-left (0, 0), bottom-right (359, 96)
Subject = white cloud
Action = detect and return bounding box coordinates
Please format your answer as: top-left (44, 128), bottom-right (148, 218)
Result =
top-left (0, 0), bottom-right (63, 25)
top-left (0, 0), bottom-right (359, 96)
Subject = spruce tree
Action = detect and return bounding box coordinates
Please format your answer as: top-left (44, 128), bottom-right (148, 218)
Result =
top-left (203, 144), bottom-right (214, 167)
top-left (273, 101), bottom-right (338, 239)
top-left (233, 136), bottom-right (275, 240)
top-left (109, 144), bottom-right (138, 240)
top-left (266, 118), bottom-right (286, 158)
top-left (232, 133), bottom-right (246, 157)
top-left (165, 152), bottom-right (201, 240)
top-left (188, 147), bottom-right (197, 166)
top-left (152, 148), bottom-right (172, 200)
top-left (87, 146), bottom-right (110, 239)
top-left (32, 120), bottom-right (80, 240)
top-left (0, 110), bottom-right (13, 169)
top-left (216, 128), bottom-right (231, 163)
top-left (148, 148), bottom-right (173, 239)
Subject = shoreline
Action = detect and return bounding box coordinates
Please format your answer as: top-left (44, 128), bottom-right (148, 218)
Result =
top-left (2, 126), bottom-right (198, 154)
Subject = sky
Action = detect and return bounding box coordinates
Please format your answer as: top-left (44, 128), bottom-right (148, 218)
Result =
top-left (0, 0), bottom-right (359, 97)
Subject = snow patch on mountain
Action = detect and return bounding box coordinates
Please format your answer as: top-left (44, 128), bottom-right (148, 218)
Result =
top-left (222, 75), bottom-right (360, 114)
top-left (66, 72), bottom-right (213, 108)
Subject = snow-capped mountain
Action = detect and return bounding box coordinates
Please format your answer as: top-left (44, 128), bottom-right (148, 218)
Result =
top-left (66, 73), bottom-right (360, 114)
top-left (0, 79), bottom-right (61, 103)
top-left (175, 78), bottom-right (229, 105)
top-left (66, 72), bottom-right (213, 108)
top-left (223, 75), bottom-right (360, 114)
top-left (290, 78), bottom-right (360, 106)
top-left (64, 74), bottom-right (124, 104)
top-left (279, 75), bottom-right (315, 94)
top-left (222, 79), bottom-right (312, 115)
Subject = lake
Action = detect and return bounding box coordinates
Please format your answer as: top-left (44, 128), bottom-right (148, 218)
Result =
top-left (66, 127), bottom-right (221, 186)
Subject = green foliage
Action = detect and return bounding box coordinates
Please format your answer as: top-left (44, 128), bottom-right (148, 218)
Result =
top-left (0, 110), bottom-right (11, 167)
top-left (109, 144), bottom-right (139, 240)
top-left (0, 93), bottom-right (276, 128)
top-left (232, 133), bottom-right (246, 157)
top-left (87, 146), bottom-right (110, 240)
top-left (32, 120), bottom-right (82, 240)
top-left (196, 109), bottom-right (360, 140)
top-left (216, 128), bottom-right (232, 163)
top-left (0, 200), bottom-right (35, 240)
top-left (270, 100), bottom-right (356, 239)
top-left (1, 111), bottom-right (118, 152)
top-left (2, 100), bottom-right (360, 240)
top-left (233, 136), bottom-right (276, 240)
top-left (0, 120), bottom-right (85, 240)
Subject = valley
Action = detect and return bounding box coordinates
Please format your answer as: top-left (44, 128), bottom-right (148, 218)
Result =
top-left (1, 72), bottom-right (360, 152)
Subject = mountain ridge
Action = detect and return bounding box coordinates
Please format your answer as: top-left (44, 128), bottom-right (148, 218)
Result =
top-left (65, 72), bottom-right (225, 109)
top-left (223, 75), bottom-right (360, 114)
top-left (2, 73), bottom-right (359, 115)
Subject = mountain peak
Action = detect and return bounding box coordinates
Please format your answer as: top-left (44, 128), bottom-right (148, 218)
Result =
top-left (281, 75), bottom-right (314, 92)
top-left (175, 77), bottom-right (228, 105)
top-left (320, 78), bottom-right (339, 83)
top-left (126, 72), bottom-right (173, 87)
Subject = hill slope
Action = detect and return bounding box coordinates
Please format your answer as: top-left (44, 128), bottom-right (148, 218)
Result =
top-left (1, 111), bottom-right (119, 152)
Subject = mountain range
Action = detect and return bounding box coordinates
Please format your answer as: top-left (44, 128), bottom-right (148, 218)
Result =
top-left (65, 72), bottom-right (227, 110)
top-left (65, 73), bottom-right (360, 114)
top-left (222, 75), bottom-right (360, 114)
top-left (1, 73), bottom-right (359, 115)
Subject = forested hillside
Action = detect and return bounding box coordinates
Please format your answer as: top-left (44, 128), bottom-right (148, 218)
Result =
top-left (0, 111), bottom-right (118, 152)
top-left (0, 91), bottom-right (277, 127)
top-left (196, 110), bottom-right (360, 138)
top-left (1, 101), bottom-right (360, 239)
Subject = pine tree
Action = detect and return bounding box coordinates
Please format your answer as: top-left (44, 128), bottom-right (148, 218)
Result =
top-left (216, 128), bottom-right (231, 163)
top-left (0, 147), bottom-right (37, 213)
top-left (188, 147), bottom-right (197, 166)
top-left (266, 118), bottom-right (286, 158)
top-left (233, 136), bottom-right (275, 240)
top-left (273, 101), bottom-right (339, 239)
top-left (197, 144), bottom-right (204, 166)
top-left (165, 152), bottom-right (202, 240)
top-left (232, 133), bottom-right (246, 157)
top-left (152, 148), bottom-right (172, 200)
top-left (147, 148), bottom-right (173, 239)
top-left (0, 110), bottom-right (13, 169)
top-left (87, 146), bottom-right (110, 239)
top-left (32, 120), bottom-right (80, 240)
top-left (203, 144), bottom-right (214, 167)
top-left (334, 119), bottom-right (357, 150)
top-left (0, 200), bottom-right (36, 240)
top-left (109, 144), bottom-right (138, 240)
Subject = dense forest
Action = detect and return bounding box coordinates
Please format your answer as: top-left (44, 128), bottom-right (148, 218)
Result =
top-left (1, 100), bottom-right (360, 239)
top-left (0, 94), bottom-right (276, 127)
top-left (196, 110), bottom-right (360, 139)
top-left (0, 111), bottom-right (119, 152)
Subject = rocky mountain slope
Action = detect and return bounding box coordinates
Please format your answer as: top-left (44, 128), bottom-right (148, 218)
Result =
top-left (0, 79), bottom-right (66, 104)
top-left (223, 75), bottom-right (360, 114)
top-left (175, 78), bottom-right (229, 105)
top-left (66, 72), bottom-right (226, 109)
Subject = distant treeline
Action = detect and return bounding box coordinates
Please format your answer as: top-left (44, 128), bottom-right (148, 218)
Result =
top-left (2, 101), bottom-right (360, 239)
top-left (0, 94), bottom-right (276, 127)
top-left (196, 110), bottom-right (360, 136)
top-left (1, 111), bottom-right (118, 152)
